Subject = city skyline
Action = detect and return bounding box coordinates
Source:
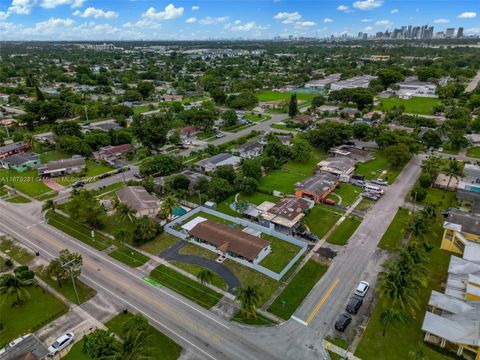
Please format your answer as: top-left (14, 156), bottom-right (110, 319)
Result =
top-left (0, 0), bottom-right (478, 40)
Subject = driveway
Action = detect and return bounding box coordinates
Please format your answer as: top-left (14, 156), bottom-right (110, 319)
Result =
top-left (159, 241), bottom-right (241, 295)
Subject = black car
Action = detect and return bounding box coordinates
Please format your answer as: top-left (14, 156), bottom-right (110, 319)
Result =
top-left (335, 313), bottom-right (352, 332)
top-left (133, 173), bottom-right (143, 179)
top-left (298, 231), bottom-right (318, 242)
top-left (351, 174), bottom-right (365, 181)
top-left (346, 296), bottom-right (363, 315)
top-left (98, 173), bottom-right (109, 179)
top-left (72, 181), bottom-right (85, 188)
top-left (114, 168), bottom-right (123, 174)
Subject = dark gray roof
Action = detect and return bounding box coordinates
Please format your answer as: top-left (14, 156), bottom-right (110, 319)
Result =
top-left (297, 172), bottom-right (338, 195)
top-left (1, 153), bottom-right (38, 166)
top-left (236, 141), bottom-right (263, 152)
top-left (40, 157), bottom-right (86, 171)
top-left (0, 334), bottom-right (48, 360)
top-left (0, 142), bottom-right (26, 154)
top-left (447, 209), bottom-right (480, 236)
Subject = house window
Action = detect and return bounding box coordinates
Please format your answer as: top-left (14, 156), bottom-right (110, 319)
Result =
top-left (453, 239), bottom-right (465, 252)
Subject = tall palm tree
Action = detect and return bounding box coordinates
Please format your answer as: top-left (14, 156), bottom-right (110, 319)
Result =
top-left (379, 307), bottom-right (407, 336)
top-left (197, 269), bottom-right (214, 286)
top-left (102, 330), bottom-right (151, 360)
top-left (23, 132), bottom-right (37, 151)
top-left (117, 203), bottom-right (137, 222)
top-left (443, 159), bottom-right (464, 194)
top-left (0, 273), bottom-right (33, 306)
top-left (236, 285), bottom-right (261, 319)
top-left (115, 228), bottom-right (132, 245)
top-left (160, 195), bottom-right (179, 221)
top-left (42, 199), bottom-right (56, 213)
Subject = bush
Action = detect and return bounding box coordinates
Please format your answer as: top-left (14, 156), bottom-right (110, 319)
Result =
top-left (419, 174), bottom-right (432, 188)
top-left (83, 329), bottom-right (118, 359)
top-left (411, 185), bottom-right (427, 202)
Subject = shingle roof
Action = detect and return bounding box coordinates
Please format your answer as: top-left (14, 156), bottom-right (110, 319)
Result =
top-left (41, 157), bottom-right (86, 171)
top-left (1, 153), bottom-right (38, 166)
top-left (296, 173), bottom-right (338, 196)
top-left (189, 220), bottom-right (270, 261)
top-left (116, 186), bottom-right (160, 212)
top-left (447, 209), bottom-right (480, 237)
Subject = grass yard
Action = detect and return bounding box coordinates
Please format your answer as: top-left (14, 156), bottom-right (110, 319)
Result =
top-left (418, 188), bottom-right (457, 210)
top-left (281, 149), bottom-right (327, 176)
top-left (256, 90), bottom-right (317, 102)
top-left (0, 168), bottom-right (51, 197)
top-left (328, 183), bottom-right (361, 206)
top-left (217, 192), bottom-right (280, 217)
top-left (378, 208), bottom-right (411, 251)
top-left (258, 169), bottom-right (305, 194)
top-left (179, 243), bottom-right (219, 260)
top-left (0, 285), bottom-right (69, 348)
top-left (140, 233), bottom-right (180, 255)
top-left (150, 265), bottom-right (222, 309)
top-left (304, 205), bottom-right (342, 239)
top-left (355, 151), bottom-right (403, 183)
top-left (259, 234), bottom-right (302, 273)
top-left (5, 195), bottom-right (31, 203)
top-left (0, 237), bottom-right (34, 264)
top-left (268, 260), bottom-right (328, 320)
top-left (355, 222), bottom-right (453, 360)
top-left (231, 311), bottom-right (277, 325)
top-left (375, 97), bottom-right (442, 115)
top-left (270, 123), bottom-right (291, 131)
top-left (37, 270), bottom-right (96, 304)
top-left (108, 246), bottom-right (150, 268)
top-left (106, 312), bottom-right (182, 360)
top-left (243, 113), bottom-right (271, 122)
top-left (40, 150), bottom-right (70, 163)
top-left (196, 132), bottom-right (216, 140)
top-left (62, 338), bottom-right (92, 360)
top-left (177, 211), bottom-right (239, 228)
top-left (466, 146), bottom-right (480, 158)
top-left (326, 216), bottom-right (361, 245)
top-left (46, 211), bottom-right (111, 251)
top-left (170, 261), bottom-right (227, 291)
top-left (356, 198), bottom-right (374, 212)
top-left (132, 105), bottom-right (152, 114)
top-left (57, 161), bottom-right (113, 186)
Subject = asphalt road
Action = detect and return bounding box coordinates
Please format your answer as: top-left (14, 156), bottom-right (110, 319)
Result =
top-left (465, 70), bottom-right (480, 93)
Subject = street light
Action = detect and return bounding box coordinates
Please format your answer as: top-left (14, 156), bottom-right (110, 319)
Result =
top-left (62, 258), bottom-right (80, 304)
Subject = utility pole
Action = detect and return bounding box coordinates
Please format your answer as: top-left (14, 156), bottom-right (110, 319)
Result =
top-left (62, 258), bottom-right (80, 304)
top-left (84, 105), bottom-right (89, 123)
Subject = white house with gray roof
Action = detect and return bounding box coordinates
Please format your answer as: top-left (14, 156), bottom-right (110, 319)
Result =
top-left (195, 153), bottom-right (241, 173)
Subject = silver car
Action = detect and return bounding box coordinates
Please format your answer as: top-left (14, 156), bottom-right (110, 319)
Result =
top-left (48, 332), bottom-right (75, 356)
top-left (354, 281), bottom-right (370, 297)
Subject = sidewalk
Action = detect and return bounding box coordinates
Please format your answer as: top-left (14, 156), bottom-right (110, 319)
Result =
top-left (324, 340), bottom-right (362, 360)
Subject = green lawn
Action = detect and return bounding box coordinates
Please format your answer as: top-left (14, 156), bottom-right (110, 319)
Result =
top-left (356, 198), bottom-right (374, 212)
top-left (0, 168), bottom-right (51, 197)
top-left (355, 222), bottom-right (453, 360)
top-left (258, 170), bottom-right (305, 194)
top-left (326, 216), bottom-right (361, 245)
top-left (467, 146), bottom-right (480, 158)
top-left (281, 149), bottom-right (327, 176)
top-left (140, 233), bottom-right (180, 255)
top-left (57, 161), bottom-right (113, 186)
top-left (0, 285), bottom-right (69, 348)
top-left (268, 260), bottom-right (328, 320)
top-left (62, 338), bottom-right (92, 360)
top-left (0, 237), bottom-right (34, 264)
top-left (259, 234), bottom-right (302, 273)
top-left (149, 265), bottom-right (222, 309)
top-left (132, 105), bottom-right (152, 114)
top-left (304, 205), bottom-right (342, 239)
top-left (37, 270), bottom-right (96, 304)
top-left (170, 261), bottom-right (227, 291)
top-left (328, 183), bottom-right (361, 206)
top-left (217, 192), bottom-right (279, 217)
top-left (256, 90), bottom-right (317, 102)
top-left (108, 246), bottom-right (150, 268)
top-left (378, 208), bottom-right (411, 251)
top-left (418, 188), bottom-right (457, 210)
top-left (106, 312), bottom-right (182, 360)
top-left (179, 243), bottom-right (219, 260)
top-left (46, 211), bottom-right (111, 251)
top-left (355, 151), bottom-right (403, 183)
top-left (177, 211), bottom-right (238, 228)
top-left (40, 150), bottom-right (70, 163)
top-left (5, 194), bottom-right (31, 203)
top-left (196, 132), bottom-right (216, 140)
top-left (243, 113), bottom-right (271, 122)
top-left (231, 311), bottom-right (276, 325)
top-left (375, 97), bottom-right (442, 115)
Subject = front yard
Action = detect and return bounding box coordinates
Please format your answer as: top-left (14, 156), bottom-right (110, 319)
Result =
top-left (259, 234), bottom-right (302, 273)
top-left (326, 216), bottom-right (361, 245)
top-left (140, 232), bottom-right (180, 255)
top-left (0, 168), bottom-right (51, 197)
top-left (328, 183), bottom-right (361, 206)
top-left (355, 151), bottom-right (403, 183)
top-left (304, 205), bottom-right (342, 239)
top-left (466, 146), bottom-right (480, 158)
top-left (378, 207), bottom-right (411, 251)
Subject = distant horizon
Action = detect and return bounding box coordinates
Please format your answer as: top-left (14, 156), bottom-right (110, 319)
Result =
top-left (0, 0), bottom-right (478, 41)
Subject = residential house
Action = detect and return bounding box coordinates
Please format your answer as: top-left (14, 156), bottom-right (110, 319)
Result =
top-left (466, 134), bottom-right (480, 145)
top-left (292, 114), bottom-right (316, 123)
top-left (259, 100), bottom-right (283, 110)
top-left (295, 172), bottom-right (339, 204)
top-left (441, 209), bottom-right (480, 257)
top-left (116, 186), bottom-right (161, 218)
top-left (330, 75), bottom-right (377, 91)
top-left (340, 108), bottom-right (357, 118)
top-left (316, 105), bottom-right (340, 114)
top-left (0, 153), bottom-right (40, 172)
top-left (0, 142), bottom-right (28, 159)
top-left (94, 144), bottom-right (134, 164)
top-left (329, 145), bottom-right (373, 163)
top-left (160, 94), bottom-right (183, 102)
top-left (434, 173), bottom-right (460, 191)
top-left (259, 134), bottom-right (292, 146)
top-left (187, 218), bottom-right (271, 264)
top-left (394, 77), bottom-right (437, 99)
top-left (195, 153), bottom-right (241, 173)
top-left (316, 157), bottom-right (356, 177)
top-left (234, 141), bottom-right (264, 159)
top-left (37, 156), bottom-right (86, 177)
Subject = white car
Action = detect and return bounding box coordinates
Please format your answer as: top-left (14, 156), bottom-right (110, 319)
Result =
top-left (354, 281), bottom-right (370, 297)
top-left (48, 332), bottom-right (75, 356)
top-left (371, 178), bottom-right (388, 186)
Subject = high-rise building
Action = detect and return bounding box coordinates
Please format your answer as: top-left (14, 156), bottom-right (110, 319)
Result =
top-left (457, 27), bottom-right (464, 38)
top-left (445, 28), bottom-right (455, 38)
top-left (358, 32), bottom-right (363, 38)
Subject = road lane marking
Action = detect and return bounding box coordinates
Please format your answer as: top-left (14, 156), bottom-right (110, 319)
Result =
top-left (306, 278), bottom-right (340, 325)
top-left (142, 276), bottom-right (163, 288)
top-left (291, 316), bottom-right (308, 326)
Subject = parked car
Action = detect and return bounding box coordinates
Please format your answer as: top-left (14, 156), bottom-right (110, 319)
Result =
top-left (114, 168), bottom-right (123, 174)
top-left (371, 178), bottom-right (388, 186)
top-left (216, 132), bottom-right (224, 138)
top-left (48, 332), bottom-right (75, 356)
top-left (362, 192), bottom-right (380, 201)
top-left (438, 147), bottom-right (444, 152)
top-left (133, 173), bottom-right (143, 179)
top-left (354, 281), bottom-right (370, 297)
top-left (298, 231), bottom-right (318, 242)
top-left (352, 180), bottom-right (366, 187)
top-left (346, 296), bottom-right (363, 315)
top-left (335, 313), bottom-right (352, 332)
top-left (72, 181), bottom-right (85, 188)
top-left (322, 198), bottom-right (335, 206)
top-left (98, 173), bottom-right (109, 179)
top-left (351, 174), bottom-right (365, 181)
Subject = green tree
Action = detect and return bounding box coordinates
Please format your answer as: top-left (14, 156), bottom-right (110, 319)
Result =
top-left (115, 228), bottom-right (132, 245)
top-left (291, 138), bottom-right (313, 162)
top-left (379, 307), bottom-right (407, 336)
top-left (117, 203), bottom-right (137, 222)
top-left (133, 217), bottom-right (159, 246)
top-left (42, 199), bottom-right (56, 213)
top-left (44, 258), bottom-right (68, 287)
top-left (384, 143), bottom-right (412, 168)
top-left (82, 329), bottom-right (118, 359)
top-left (160, 194), bottom-right (179, 220)
top-left (236, 285), bottom-right (261, 319)
top-left (104, 329), bottom-right (151, 360)
top-left (241, 158), bottom-right (262, 180)
top-left (288, 94), bottom-right (298, 117)
top-left (443, 159), bottom-right (464, 194)
top-left (222, 109), bottom-right (238, 128)
top-left (197, 269), bottom-right (214, 286)
top-left (0, 273), bottom-right (33, 306)
top-left (377, 68), bottom-right (404, 89)
top-left (23, 132), bottom-right (37, 150)
top-left (136, 82), bottom-right (155, 100)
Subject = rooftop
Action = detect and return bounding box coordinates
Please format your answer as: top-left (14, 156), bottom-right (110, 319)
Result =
top-left (116, 186), bottom-right (160, 212)
top-left (296, 172), bottom-right (338, 195)
top-left (446, 209), bottom-right (480, 237)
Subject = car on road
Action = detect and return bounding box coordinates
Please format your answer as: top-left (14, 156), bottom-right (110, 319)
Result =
top-left (216, 132), bottom-right (224, 138)
top-left (335, 313), bottom-right (352, 332)
top-left (48, 332), bottom-right (75, 356)
top-left (346, 296), bottom-right (363, 315)
top-left (354, 281), bottom-right (370, 297)
top-left (72, 181), bottom-right (85, 188)
top-left (371, 178), bottom-right (388, 186)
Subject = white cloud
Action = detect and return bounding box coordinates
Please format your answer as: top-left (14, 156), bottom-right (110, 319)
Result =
top-left (8, 0), bottom-right (36, 15)
top-left (273, 11), bottom-right (302, 24)
top-left (227, 21), bottom-right (267, 32)
top-left (353, 0), bottom-right (383, 11)
top-left (323, 18), bottom-right (334, 23)
top-left (361, 18), bottom-right (373, 23)
top-left (465, 27), bottom-right (480, 35)
top-left (40, 0), bottom-right (86, 9)
top-left (295, 21), bottom-right (316, 27)
top-left (186, 17), bottom-right (196, 23)
top-left (73, 7), bottom-right (118, 19)
top-left (363, 26), bottom-right (373, 32)
top-left (191, 5), bottom-right (199, 11)
top-left (375, 19), bottom-right (391, 27)
top-left (198, 16), bottom-right (228, 25)
top-left (32, 17), bottom-right (75, 34)
top-left (434, 18), bottom-right (450, 24)
top-left (336, 5), bottom-right (349, 11)
top-left (390, 8), bottom-right (398, 14)
top-left (0, 11), bottom-right (9, 20)
top-left (142, 4), bottom-right (184, 20)
top-left (458, 12), bottom-right (477, 19)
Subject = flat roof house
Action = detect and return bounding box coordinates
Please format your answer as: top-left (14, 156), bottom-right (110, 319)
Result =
top-left (395, 76), bottom-right (437, 99)
top-left (330, 75), bottom-right (377, 91)
top-left (316, 157), bottom-right (356, 176)
top-left (234, 141), bottom-right (264, 159)
top-left (94, 144), bottom-right (134, 164)
top-left (0, 152), bottom-right (40, 172)
top-left (188, 219), bottom-right (271, 264)
top-left (329, 144), bottom-right (373, 163)
top-left (441, 209), bottom-right (480, 258)
top-left (295, 172), bottom-right (339, 204)
top-left (38, 156), bottom-right (86, 177)
top-left (116, 186), bottom-right (161, 218)
top-left (195, 153), bottom-right (241, 173)
top-left (0, 142), bottom-right (28, 159)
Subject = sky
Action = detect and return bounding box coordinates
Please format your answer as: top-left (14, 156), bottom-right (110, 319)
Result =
top-left (0, 0), bottom-right (478, 40)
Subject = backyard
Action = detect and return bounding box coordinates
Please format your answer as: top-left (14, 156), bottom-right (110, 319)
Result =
top-left (375, 97), bottom-right (442, 115)
top-left (259, 233), bottom-right (302, 273)
top-left (355, 151), bottom-right (403, 182)
top-left (304, 205), bottom-right (342, 239)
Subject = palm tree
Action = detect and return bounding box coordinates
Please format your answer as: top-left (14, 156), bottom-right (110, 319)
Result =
top-left (160, 195), bottom-right (179, 221)
top-left (23, 132), bottom-right (37, 151)
top-left (379, 307), bottom-right (407, 336)
top-left (236, 285), bottom-right (261, 319)
top-left (102, 330), bottom-right (151, 360)
top-left (0, 273), bottom-right (33, 306)
top-left (115, 228), bottom-right (132, 245)
top-left (117, 203), bottom-right (137, 222)
top-left (42, 199), bottom-right (56, 213)
top-left (197, 269), bottom-right (214, 286)
top-left (443, 159), bottom-right (463, 194)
